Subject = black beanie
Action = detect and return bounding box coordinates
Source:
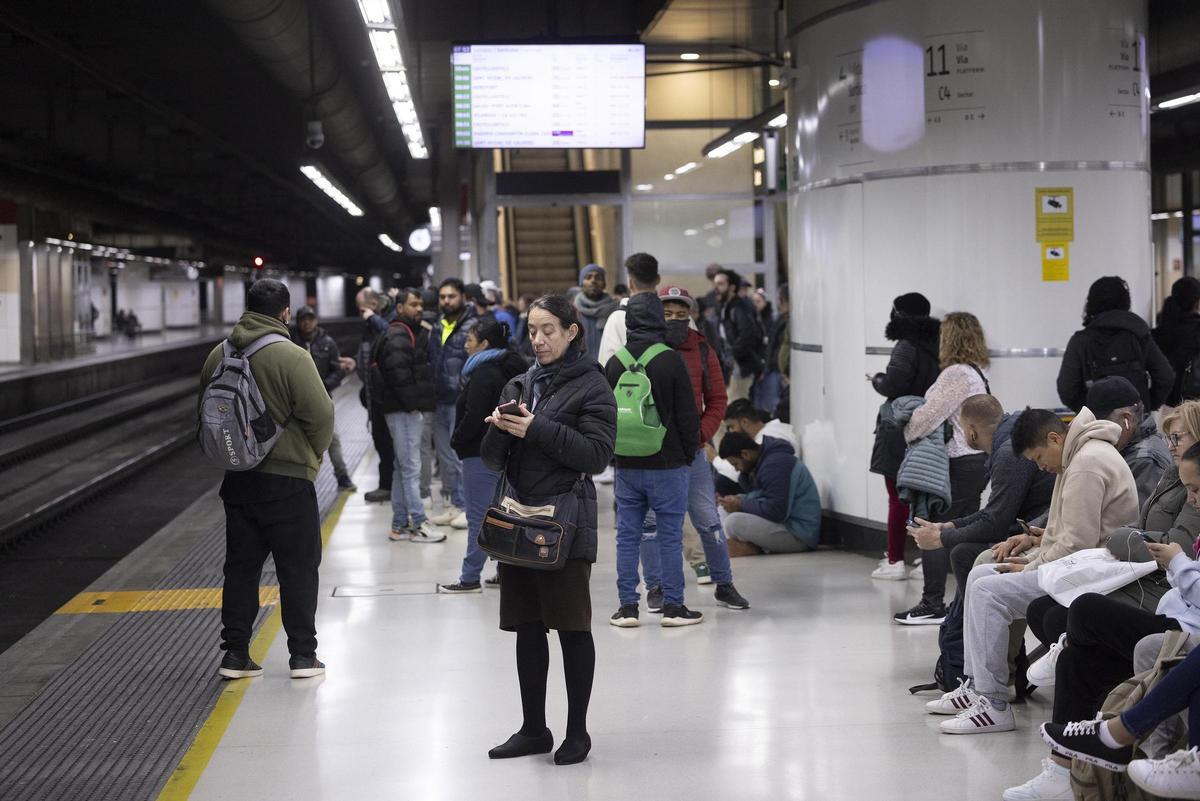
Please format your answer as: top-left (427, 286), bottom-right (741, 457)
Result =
top-left (892, 292), bottom-right (931, 317)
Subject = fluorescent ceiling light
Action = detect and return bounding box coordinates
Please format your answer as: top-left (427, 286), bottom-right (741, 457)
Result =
top-left (706, 141), bottom-right (743, 159)
top-left (369, 30), bottom-right (404, 71)
top-left (382, 72), bottom-right (412, 103)
top-left (663, 173), bottom-right (675, 181)
top-left (356, 0), bottom-right (392, 27)
top-left (733, 131), bottom-right (760, 144)
top-left (429, 206), bottom-right (441, 232)
top-left (1157, 92), bottom-right (1200, 110)
top-left (674, 161), bottom-right (699, 175)
top-left (1151, 212), bottom-right (1171, 221)
top-left (680, 52), bottom-right (700, 61)
top-left (635, 183), bottom-right (653, 191)
top-left (378, 233), bottom-right (403, 252)
top-left (300, 165), bottom-right (365, 216)
top-left (768, 113), bottom-right (787, 128)
top-left (768, 78), bottom-right (781, 87)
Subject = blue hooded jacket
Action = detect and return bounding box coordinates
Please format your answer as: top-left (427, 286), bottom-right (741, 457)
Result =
top-left (739, 435), bottom-right (822, 548)
top-left (428, 305), bottom-right (479, 404)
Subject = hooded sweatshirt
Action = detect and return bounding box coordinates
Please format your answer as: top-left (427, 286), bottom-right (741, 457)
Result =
top-left (200, 311), bottom-right (334, 483)
top-left (1023, 406), bottom-right (1139, 571)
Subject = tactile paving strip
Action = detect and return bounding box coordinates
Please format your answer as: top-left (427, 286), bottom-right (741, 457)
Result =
top-left (0, 389), bottom-right (371, 801)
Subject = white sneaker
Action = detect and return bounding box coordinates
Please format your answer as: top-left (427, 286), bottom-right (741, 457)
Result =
top-left (1129, 748), bottom-right (1200, 800)
top-left (595, 466), bottom-right (615, 484)
top-left (1003, 758), bottom-right (1073, 801)
top-left (925, 679), bottom-right (983, 715)
top-left (450, 511), bottom-right (468, 529)
top-left (871, 559), bottom-right (908, 581)
top-left (1027, 633), bottom-right (1066, 687)
top-left (428, 508), bottom-right (458, 526)
top-left (939, 697), bottom-right (1016, 734)
top-left (388, 527), bottom-right (412, 542)
top-left (411, 521), bottom-right (447, 543)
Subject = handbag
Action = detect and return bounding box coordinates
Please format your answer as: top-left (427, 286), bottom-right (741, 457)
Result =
top-left (477, 470), bottom-right (584, 571)
top-left (1036, 547), bottom-right (1159, 607)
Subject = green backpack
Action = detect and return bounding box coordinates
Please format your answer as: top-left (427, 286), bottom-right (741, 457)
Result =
top-left (613, 343), bottom-right (671, 457)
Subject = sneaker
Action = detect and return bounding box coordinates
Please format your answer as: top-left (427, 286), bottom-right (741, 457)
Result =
top-left (218, 651), bottom-right (263, 679)
top-left (411, 521), bottom-right (447, 543)
top-left (450, 511), bottom-right (469, 529)
top-left (336, 474), bottom-right (358, 491)
top-left (714, 583), bottom-right (750, 610)
top-left (1040, 718), bottom-right (1134, 772)
top-left (939, 697), bottom-right (1016, 734)
top-left (609, 604), bottom-right (640, 627)
top-left (429, 508), bottom-right (463, 526)
top-left (661, 604), bottom-right (704, 627)
top-left (289, 655), bottom-right (326, 679)
top-left (595, 466), bottom-right (615, 484)
top-left (893, 599), bottom-right (947, 626)
top-left (388, 527), bottom-right (413, 542)
top-left (1129, 747), bottom-right (1200, 800)
top-left (646, 586), bottom-right (664, 613)
top-left (484, 573), bottom-right (501, 588)
top-left (925, 679), bottom-right (983, 715)
top-left (692, 562), bottom-right (713, 585)
top-left (364, 488), bottom-right (390, 503)
top-left (871, 559), bottom-right (908, 581)
top-left (1027, 633), bottom-right (1066, 687)
top-left (438, 581), bottom-right (483, 594)
top-left (1002, 758), bottom-right (1074, 801)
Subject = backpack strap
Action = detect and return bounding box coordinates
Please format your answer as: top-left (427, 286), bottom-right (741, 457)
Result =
top-left (240, 333), bottom-right (291, 358)
top-left (698, 338), bottom-right (711, 400)
top-left (968, 363), bottom-right (991, 395)
top-left (615, 347), bottom-right (637, 370)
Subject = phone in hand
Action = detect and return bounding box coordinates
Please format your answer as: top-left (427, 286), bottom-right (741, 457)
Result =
top-left (496, 400), bottom-right (523, 417)
top-left (1139, 531), bottom-right (1155, 543)
top-left (1016, 518), bottom-right (1030, 534)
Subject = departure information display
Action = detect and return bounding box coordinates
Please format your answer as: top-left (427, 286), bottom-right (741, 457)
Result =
top-left (452, 44), bottom-right (645, 149)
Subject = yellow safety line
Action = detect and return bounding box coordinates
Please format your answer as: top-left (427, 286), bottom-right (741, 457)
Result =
top-left (155, 491), bottom-right (350, 801)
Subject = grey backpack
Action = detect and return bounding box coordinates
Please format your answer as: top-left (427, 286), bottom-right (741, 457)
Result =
top-left (198, 334), bottom-right (291, 471)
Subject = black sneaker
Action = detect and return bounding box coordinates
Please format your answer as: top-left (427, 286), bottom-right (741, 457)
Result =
top-left (714, 583), bottom-right (751, 610)
top-left (289, 655), bottom-right (326, 679)
top-left (893, 599), bottom-right (947, 626)
top-left (646, 585), bottom-right (664, 614)
top-left (484, 572), bottom-right (501, 588)
top-left (661, 604), bottom-right (704, 627)
top-left (609, 604), bottom-right (640, 628)
top-left (363, 488), bottom-right (390, 503)
top-left (218, 651), bottom-right (263, 679)
top-left (1040, 719), bottom-right (1134, 772)
top-left (336, 475), bottom-right (358, 491)
top-left (438, 581), bottom-right (483, 594)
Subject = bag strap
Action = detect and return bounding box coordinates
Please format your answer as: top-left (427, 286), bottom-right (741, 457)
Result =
top-left (240, 333), bottom-right (291, 359)
top-left (698, 339), bottom-right (711, 400)
top-left (969, 363), bottom-right (991, 395)
top-left (615, 347), bottom-right (636, 370)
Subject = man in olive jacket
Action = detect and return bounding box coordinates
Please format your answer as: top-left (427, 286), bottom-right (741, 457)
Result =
top-left (199, 279), bottom-right (334, 681)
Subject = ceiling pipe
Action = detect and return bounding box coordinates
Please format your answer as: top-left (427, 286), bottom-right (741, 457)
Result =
top-left (203, 0), bottom-right (412, 234)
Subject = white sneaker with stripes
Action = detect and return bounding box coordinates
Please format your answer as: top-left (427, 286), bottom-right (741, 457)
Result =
top-left (925, 679), bottom-right (982, 715)
top-left (940, 696), bottom-right (1016, 734)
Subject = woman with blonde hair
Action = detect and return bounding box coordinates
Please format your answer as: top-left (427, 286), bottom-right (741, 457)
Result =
top-left (893, 311), bottom-right (992, 625)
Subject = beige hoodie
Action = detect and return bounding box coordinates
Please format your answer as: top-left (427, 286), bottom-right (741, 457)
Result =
top-left (1025, 406), bottom-right (1139, 571)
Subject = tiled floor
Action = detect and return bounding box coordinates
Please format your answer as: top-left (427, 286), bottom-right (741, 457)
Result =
top-left (188, 457), bottom-right (1053, 801)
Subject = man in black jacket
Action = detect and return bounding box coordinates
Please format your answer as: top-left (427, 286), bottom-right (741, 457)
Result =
top-left (712, 268), bottom-right (764, 403)
top-left (605, 293), bottom-right (703, 628)
top-left (372, 289), bottom-right (444, 544)
top-left (427, 278), bottom-right (479, 527)
top-left (291, 306), bottom-right (356, 491)
top-left (356, 288), bottom-right (397, 503)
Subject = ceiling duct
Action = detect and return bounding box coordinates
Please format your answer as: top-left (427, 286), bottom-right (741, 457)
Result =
top-left (203, 0), bottom-right (411, 233)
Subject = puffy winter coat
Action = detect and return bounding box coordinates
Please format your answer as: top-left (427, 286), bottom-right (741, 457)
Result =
top-left (429, 305), bottom-right (480, 404)
top-left (451, 349), bottom-right (529, 460)
top-left (1057, 309), bottom-right (1175, 412)
top-left (718, 295), bottom-right (764, 378)
top-left (290, 325), bottom-right (344, 396)
top-left (889, 395), bottom-right (951, 520)
top-left (675, 328), bottom-right (727, 445)
top-left (870, 315), bottom-right (942, 477)
top-left (370, 318), bottom-right (436, 414)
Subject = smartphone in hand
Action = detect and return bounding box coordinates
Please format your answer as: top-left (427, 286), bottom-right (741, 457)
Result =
top-left (1016, 518), bottom-right (1030, 534)
top-left (496, 400), bottom-right (523, 417)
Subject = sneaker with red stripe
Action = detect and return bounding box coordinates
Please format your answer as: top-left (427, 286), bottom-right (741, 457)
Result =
top-left (925, 679), bottom-right (982, 715)
top-left (940, 697), bottom-right (1016, 734)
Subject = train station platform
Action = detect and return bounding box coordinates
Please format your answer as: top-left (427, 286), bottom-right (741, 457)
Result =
top-left (0, 415), bottom-right (1053, 801)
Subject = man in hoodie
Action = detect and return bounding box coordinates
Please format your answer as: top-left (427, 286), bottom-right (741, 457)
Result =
top-left (574, 264), bottom-right (619, 363)
top-left (907, 395), bottom-right (1056, 603)
top-left (427, 278), bottom-right (478, 528)
top-left (291, 306), bottom-right (357, 491)
top-left (200, 279), bottom-right (334, 680)
top-left (598, 252), bottom-right (659, 366)
top-left (356, 288), bottom-right (396, 503)
top-left (606, 293), bottom-right (704, 628)
top-left (716, 431), bottom-right (821, 556)
top-left (1086, 376), bottom-right (1172, 506)
top-left (926, 407), bottom-right (1139, 734)
top-left (1057, 275), bottom-right (1174, 413)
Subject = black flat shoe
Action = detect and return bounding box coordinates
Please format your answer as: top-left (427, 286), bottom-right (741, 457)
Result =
top-left (553, 735), bottom-right (591, 765)
top-left (488, 729), bottom-right (554, 759)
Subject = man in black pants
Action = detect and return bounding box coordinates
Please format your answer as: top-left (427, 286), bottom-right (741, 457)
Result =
top-left (356, 288), bottom-right (396, 502)
top-left (201, 279), bottom-right (334, 679)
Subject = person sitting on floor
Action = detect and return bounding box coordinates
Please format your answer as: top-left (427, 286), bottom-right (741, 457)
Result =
top-left (716, 431), bottom-right (820, 556)
top-left (710, 399), bottom-right (798, 494)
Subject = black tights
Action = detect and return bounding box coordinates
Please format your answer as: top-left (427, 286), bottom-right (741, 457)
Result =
top-left (515, 623), bottom-right (595, 743)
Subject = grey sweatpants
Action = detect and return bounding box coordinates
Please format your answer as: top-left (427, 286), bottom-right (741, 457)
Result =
top-left (725, 512), bottom-right (812, 554)
top-left (963, 564), bottom-right (1047, 703)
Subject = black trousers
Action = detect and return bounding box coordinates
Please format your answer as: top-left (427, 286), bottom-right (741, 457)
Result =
top-left (221, 485), bottom-right (322, 658)
top-left (1052, 592), bottom-right (1180, 724)
top-left (921, 453), bottom-right (990, 604)
top-left (370, 403), bottom-right (394, 490)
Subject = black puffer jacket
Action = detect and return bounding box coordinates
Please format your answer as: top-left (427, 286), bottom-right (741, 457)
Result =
top-left (481, 348), bottom-right (617, 562)
top-left (718, 294), bottom-right (765, 378)
top-left (291, 325), bottom-right (344, 396)
top-left (451, 349), bottom-right (529, 460)
top-left (429, 305), bottom-right (480, 404)
top-left (369, 317), bottom-right (436, 414)
top-left (1153, 311), bottom-right (1200, 405)
top-left (870, 314), bottom-right (941, 478)
top-left (1057, 309), bottom-right (1175, 412)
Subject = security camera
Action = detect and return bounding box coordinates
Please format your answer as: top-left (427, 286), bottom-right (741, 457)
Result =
top-left (305, 120), bottom-right (325, 150)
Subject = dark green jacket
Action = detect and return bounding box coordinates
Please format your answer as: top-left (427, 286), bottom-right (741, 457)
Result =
top-left (200, 312), bottom-right (334, 481)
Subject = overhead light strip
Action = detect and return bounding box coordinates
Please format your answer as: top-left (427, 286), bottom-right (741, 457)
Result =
top-left (300, 165), bottom-right (365, 216)
top-left (378, 233), bottom-right (403, 252)
top-left (1156, 91), bottom-right (1200, 111)
top-left (356, 0), bottom-right (428, 159)
top-left (702, 101), bottom-right (786, 159)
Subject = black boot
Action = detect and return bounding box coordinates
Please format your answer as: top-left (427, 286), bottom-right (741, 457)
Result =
top-left (489, 728), bottom-right (554, 759)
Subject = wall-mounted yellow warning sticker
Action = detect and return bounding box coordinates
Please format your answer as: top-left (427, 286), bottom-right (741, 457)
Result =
top-left (1036, 187), bottom-right (1075, 242)
top-left (1042, 242), bottom-right (1069, 282)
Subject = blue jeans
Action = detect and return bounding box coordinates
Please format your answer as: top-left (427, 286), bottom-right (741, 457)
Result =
top-left (641, 451), bottom-right (734, 587)
top-left (386, 410), bottom-right (426, 531)
top-left (432, 402), bottom-right (465, 509)
top-left (458, 456), bottom-right (500, 584)
top-left (616, 466), bottom-right (689, 607)
top-left (752, 370), bottom-right (783, 417)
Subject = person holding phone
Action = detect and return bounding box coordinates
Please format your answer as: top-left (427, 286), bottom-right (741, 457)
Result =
top-left (480, 295), bottom-right (615, 766)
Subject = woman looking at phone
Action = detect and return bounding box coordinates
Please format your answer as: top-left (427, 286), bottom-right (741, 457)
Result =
top-left (479, 294), bottom-right (616, 766)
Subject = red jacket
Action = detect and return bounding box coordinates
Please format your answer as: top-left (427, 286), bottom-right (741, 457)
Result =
top-left (675, 328), bottom-right (727, 446)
